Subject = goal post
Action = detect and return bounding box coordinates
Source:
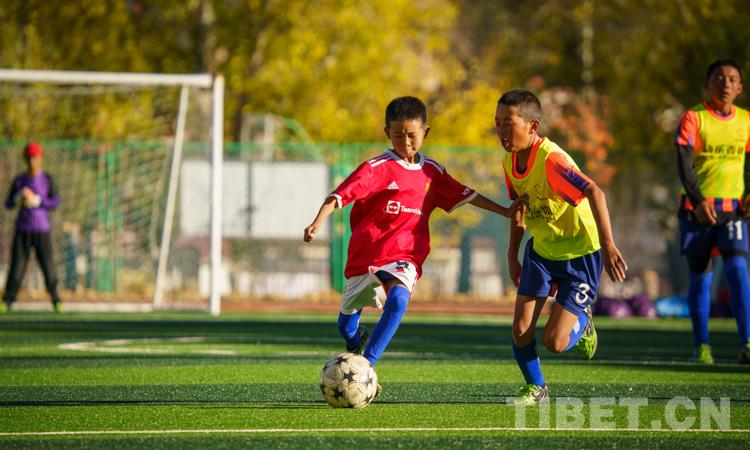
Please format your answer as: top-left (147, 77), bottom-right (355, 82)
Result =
top-left (0, 69), bottom-right (224, 315)
top-left (210, 75), bottom-right (224, 316)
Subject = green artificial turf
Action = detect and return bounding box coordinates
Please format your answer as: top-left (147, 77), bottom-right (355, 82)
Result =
top-left (0, 311), bottom-right (748, 448)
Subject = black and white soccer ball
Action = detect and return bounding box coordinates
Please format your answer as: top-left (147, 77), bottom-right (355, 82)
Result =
top-left (319, 352), bottom-right (378, 409)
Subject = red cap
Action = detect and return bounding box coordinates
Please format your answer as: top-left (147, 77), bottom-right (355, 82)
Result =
top-left (24, 142), bottom-right (43, 158)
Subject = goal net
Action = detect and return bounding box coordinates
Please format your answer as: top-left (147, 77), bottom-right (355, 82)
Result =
top-left (0, 70), bottom-right (223, 314)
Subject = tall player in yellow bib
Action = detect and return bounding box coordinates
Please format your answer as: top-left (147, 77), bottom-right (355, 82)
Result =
top-left (675, 59), bottom-right (750, 365)
top-left (497, 90), bottom-right (628, 405)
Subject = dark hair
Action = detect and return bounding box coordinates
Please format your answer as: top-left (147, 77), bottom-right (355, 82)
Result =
top-left (706, 59), bottom-right (742, 81)
top-left (385, 96), bottom-right (427, 128)
top-left (498, 89), bottom-right (542, 122)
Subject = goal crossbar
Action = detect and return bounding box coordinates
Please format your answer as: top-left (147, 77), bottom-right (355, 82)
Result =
top-left (0, 69), bottom-right (213, 88)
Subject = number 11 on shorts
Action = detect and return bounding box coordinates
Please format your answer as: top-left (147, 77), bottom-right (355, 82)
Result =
top-left (729, 220), bottom-right (743, 241)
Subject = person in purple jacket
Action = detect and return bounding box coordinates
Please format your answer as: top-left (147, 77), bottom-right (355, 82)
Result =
top-left (1, 142), bottom-right (61, 313)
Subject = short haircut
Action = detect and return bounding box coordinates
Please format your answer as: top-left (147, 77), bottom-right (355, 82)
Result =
top-left (385, 96), bottom-right (427, 128)
top-left (498, 89), bottom-right (542, 122)
top-left (706, 58), bottom-right (742, 81)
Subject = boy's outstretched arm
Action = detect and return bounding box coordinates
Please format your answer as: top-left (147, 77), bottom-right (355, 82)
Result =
top-left (583, 183), bottom-right (628, 282)
top-left (304, 196), bottom-right (337, 242)
top-left (469, 193), bottom-right (521, 218)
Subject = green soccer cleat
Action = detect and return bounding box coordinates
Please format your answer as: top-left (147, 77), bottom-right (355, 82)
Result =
top-left (575, 305), bottom-right (597, 360)
top-left (513, 384), bottom-right (550, 406)
top-left (694, 343), bottom-right (714, 364)
top-left (739, 342), bottom-right (750, 365)
top-left (53, 301), bottom-right (63, 314)
top-left (347, 326), bottom-right (369, 354)
top-left (0, 302), bottom-right (8, 314)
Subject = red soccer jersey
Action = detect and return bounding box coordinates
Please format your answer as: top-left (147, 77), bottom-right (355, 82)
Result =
top-left (330, 150), bottom-right (477, 278)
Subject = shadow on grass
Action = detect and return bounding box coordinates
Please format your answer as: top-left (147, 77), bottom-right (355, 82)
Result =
top-left (1, 317), bottom-right (747, 368)
top-left (2, 434), bottom-right (747, 450)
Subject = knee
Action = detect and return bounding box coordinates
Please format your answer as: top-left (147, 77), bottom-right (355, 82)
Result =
top-left (384, 285), bottom-right (409, 315)
top-left (542, 329), bottom-right (568, 353)
top-left (512, 321), bottom-right (535, 346)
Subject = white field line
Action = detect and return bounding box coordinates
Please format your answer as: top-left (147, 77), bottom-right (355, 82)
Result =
top-left (57, 337), bottom-right (237, 356)
top-left (52, 337), bottom-right (739, 363)
top-left (53, 337), bottom-right (746, 364)
top-left (57, 335), bottom-right (345, 356)
top-left (0, 427), bottom-right (748, 437)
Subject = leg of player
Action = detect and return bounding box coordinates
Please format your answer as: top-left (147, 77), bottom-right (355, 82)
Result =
top-left (722, 254), bottom-right (750, 363)
top-left (35, 232), bottom-right (62, 313)
top-left (511, 295), bottom-right (548, 405)
top-left (681, 216), bottom-right (715, 364)
top-left (362, 278), bottom-right (409, 366)
top-left (572, 305), bottom-right (597, 360)
top-left (3, 232), bottom-right (32, 312)
top-left (338, 309), bottom-right (368, 354)
top-left (542, 303), bottom-right (586, 354)
top-left (686, 254), bottom-right (714, 364)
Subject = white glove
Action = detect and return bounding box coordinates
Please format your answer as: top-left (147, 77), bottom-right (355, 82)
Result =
top-left (30, 194), bottom-right (42, 208)
top-left (23, 192), bottom-right (41, 208)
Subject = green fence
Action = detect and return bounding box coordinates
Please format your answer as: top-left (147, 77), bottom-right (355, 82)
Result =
top-left (0, 140), bottom-right (680, 301)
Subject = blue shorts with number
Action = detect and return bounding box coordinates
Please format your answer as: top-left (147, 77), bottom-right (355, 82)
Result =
top-left (679, 216), bottom-right (749, 257)
top-left (517, 239), bottom-right (603, 315)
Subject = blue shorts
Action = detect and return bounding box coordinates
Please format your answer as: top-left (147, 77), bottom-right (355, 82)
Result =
top-left (679, 216), bottom-right (749, 257)
top-left (517, 239), bottom-right (603, 315)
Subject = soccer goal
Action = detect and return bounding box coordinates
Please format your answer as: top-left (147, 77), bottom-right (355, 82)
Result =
top-left (0, 69), bottom-right (224, 315)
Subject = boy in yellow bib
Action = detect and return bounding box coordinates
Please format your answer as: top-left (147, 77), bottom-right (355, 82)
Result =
top-left (497, 89), bottom-right (628, 405)
top-left (675, 59), bottom-right (750, 365)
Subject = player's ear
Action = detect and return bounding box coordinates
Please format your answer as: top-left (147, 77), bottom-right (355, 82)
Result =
top-left (528, 119), bottom-right (540, 134)
top-left (422, 125), bottom-right (430, 140)
top-left (383, 127), bottom-right (390, 139)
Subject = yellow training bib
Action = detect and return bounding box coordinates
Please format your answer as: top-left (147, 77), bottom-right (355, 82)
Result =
top-left (503, 138), bottom-right (600, 260)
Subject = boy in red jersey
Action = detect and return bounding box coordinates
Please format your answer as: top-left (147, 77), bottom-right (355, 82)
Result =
top-left (675, 59), bottom-right (750, 364)
top-left (304, 96), bottom-right (517, 379)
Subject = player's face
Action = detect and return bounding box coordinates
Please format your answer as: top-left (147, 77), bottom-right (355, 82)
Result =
top-left (385, 119), bottom-right (429, 163)
top-left (495, 104), bottom-right (537, 152)
top-left (706, 66), bottom-right (743, 109)
top-left (26, 155), bottom-right (42, 174)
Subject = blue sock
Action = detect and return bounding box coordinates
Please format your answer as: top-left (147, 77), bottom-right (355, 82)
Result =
top-left (723, 256), bottom-right (750, 346)
top-left (688, 272), bottom-right (713, 346)
top-left (563, 312), bottom-right (588, 351)
top-left (337, 310), bottom-right (362, 350)
top-left (512, 338), bottom-right (545, 386)
top-left (363, 285), bottom-right (410, 365)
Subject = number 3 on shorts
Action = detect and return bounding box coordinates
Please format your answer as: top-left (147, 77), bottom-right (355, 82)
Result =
top-left (575, 283), bottom-right (591, 305)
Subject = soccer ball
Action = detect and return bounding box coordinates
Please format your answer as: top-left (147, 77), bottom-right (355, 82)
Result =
top-left (319, 352), bottom-right (378, 409)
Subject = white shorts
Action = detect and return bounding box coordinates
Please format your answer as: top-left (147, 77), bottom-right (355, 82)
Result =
top-left (339, 260), bottom-right (418, 314)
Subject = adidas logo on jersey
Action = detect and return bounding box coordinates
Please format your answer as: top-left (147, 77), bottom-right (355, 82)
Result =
top-left (387, 181), bottom-right (400, 190)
